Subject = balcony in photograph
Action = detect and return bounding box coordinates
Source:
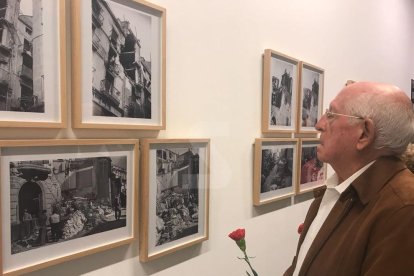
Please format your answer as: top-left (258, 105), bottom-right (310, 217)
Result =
top-left (100, 79), bottom-right (121, 106)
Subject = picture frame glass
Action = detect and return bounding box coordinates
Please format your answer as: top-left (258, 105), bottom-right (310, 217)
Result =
top-left (259, 141), bottom-right (297, 202)
top-left (77, 0), bottom-right (164, 128)
top-left (267, 55), bottom-right (298, 131)
top-left (146, 142), bottom-right (208, 258)
top-left (0, 0), bottom-right (63, 124)
top-left (1, 143), bottom-right (135, 274)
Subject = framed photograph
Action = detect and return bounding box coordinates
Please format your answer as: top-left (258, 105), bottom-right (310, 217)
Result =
top-left (0, 139), bottom-right (138, 275)
top-left (262, 49), bottom-right (300, 133)
top-left (140, 139), bottom-right (210, 261)
top-left (72, 0), bottom-right (166, 129)
top-left (0, 0), bottom-right (66, 128)
top-left (253, 138), bottom-right (298, 206)
top-left (297, 138), bottom-right (326, 194)
top-left (410, 79), bottom-right (414, 104)
top-left (298, 61), bottom-right (324, 133)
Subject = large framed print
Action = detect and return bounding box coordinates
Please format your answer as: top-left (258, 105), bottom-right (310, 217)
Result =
top-left (298, 62), bottom-right (324, 133)
top-left (253, 138), bottom-right (298, 206)
top-left (262, 49), bottom-right (299, 133)
top-left (0, 0), bottom-right (66, 128)
top-left (140, 139), bottom-right (210, 261)
top-left (72, 0), bottom-right (166, 129)
top-left (297, 138), bottom-right (326, 194)
top-left (0, 139), bottom-right (138, 275)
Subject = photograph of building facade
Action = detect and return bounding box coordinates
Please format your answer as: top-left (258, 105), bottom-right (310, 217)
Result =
top-left (0, 0), bottom-right (44, 112)
top-left (92, 0), bottom-right (152, 118)
top-left (155, 148), bottom-right (200, 246)
top-left (9, 155), bottom-right (127, 254)
top-left (270, 61), bottom-right (294, 127)
top-left (301, 70), bottom-right (320, 127)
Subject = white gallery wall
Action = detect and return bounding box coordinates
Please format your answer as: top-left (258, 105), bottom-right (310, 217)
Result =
top-left (4, 0), bottom-right (411, 275)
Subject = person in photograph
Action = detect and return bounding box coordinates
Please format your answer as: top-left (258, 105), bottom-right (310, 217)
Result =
top-left (22, 209), bottom-right (32, 239)
top-left (112, 194), bottom-right (122, 220)
top-left (49, 208), bottom-right (61, 242)
top-left (301, 155), bottom-right (315, 184)
top-left (37, 210), bottom-right (49, 246)
top-left (284, 82), bottom-right (414, 276)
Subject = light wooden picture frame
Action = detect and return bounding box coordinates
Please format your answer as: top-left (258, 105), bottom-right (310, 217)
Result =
top-left (140, 139), bottom-right (210, 262)
top-left (253, 138), bottom-right (298, 206)
top-left (0, 0), bottom-right (67, 128)
top-left (262, 49), bottom-right (300, 133)
top-left (72, 0), bottom-right (166, 129)
top-left (0, 139), bottom-right (138, 275)
top-left (297, 61), bottom-right (324, 133)
top-left (297, 138), bottom-right (326, 194)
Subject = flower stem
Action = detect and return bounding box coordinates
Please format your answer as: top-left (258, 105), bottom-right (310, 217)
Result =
top-left (243, 251), bottom-right (258, 276)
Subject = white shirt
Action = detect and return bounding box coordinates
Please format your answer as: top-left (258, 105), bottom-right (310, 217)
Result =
top-left (292, 161), bottom-right (375, 276)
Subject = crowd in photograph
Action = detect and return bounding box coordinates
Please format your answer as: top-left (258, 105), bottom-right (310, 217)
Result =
top-left (12, 192), bottom-right (126, 254)
top-left (156, 188), bottom-right (199, 246)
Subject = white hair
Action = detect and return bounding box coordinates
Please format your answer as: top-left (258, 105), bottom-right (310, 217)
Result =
top-left (344, 91), bottom-right (414, 155)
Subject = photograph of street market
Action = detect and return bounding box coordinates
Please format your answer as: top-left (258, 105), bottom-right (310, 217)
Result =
top-left (270, 58), bottom-right (294, 127)
top-left (155, 147), bottom-right (200, 246)
top-left (9, 155), bottom-right (127, 254)
top-left (260, 147), bottom-right (294, 193)
top-left (300, 145), bottom-right (324, 184)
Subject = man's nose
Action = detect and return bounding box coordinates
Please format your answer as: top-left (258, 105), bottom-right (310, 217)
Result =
top-left (315, 115), bottom-right (325, 131)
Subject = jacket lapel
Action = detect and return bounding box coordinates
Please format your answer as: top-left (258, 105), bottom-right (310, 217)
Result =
top-left (299, 191), bottom-right (355, 276)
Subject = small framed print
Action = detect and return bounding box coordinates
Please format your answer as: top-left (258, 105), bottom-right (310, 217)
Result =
top-left (262, 49), bottom-right (300, 133)
top-left (298, 61), bottom-right (324, 133)
top-left (253, 138), bottom-right (298, 206)
top-left (0, 139), bottom-right (138, 275)
top-left (72, 0), bottom-right (166, 129)
top-left (0, 0), bottom-right (67, 128)
top-left (297, 138), bottom-right (326, 194)
top-left (140, 139), bottom-right (210, 262)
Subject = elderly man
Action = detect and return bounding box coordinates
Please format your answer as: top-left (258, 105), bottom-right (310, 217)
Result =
top-left (284, 82), bottom-right (414, 276)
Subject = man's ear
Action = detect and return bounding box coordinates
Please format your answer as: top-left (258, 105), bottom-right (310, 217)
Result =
top-left (356, 118), bottom-right (375, 151)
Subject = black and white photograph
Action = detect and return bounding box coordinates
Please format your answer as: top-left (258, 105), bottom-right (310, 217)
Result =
top-left (155, 147), bottom-right (200, 246)
top-left (92, 0), bottom-right (152, 118)
top-left (0, 140), bottom-right (137, 275)
top-left (262, 49), bottom-right (299, 133)
top-left (269, 58), bottom-right (295, 127)
top-left (260, 146), bottom-right (294, 193)
top-left (253, 139), bottom-right (297, 205)
top-left (0, 0), bottom-right (44, 113)
top-left (140, 139), bottom-right (210, 262)
top-left (299, 62), bottom-right (324, 132)
top-left (9, 155), bottom-right (127, 255)
top-left (73, 0), bottom-right (165, 129)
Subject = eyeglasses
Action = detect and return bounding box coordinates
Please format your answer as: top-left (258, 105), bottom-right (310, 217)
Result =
top-left (324, 109), bottom-right (364, 120)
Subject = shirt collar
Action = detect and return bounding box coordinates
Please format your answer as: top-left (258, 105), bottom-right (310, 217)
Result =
top-left (325, 160), bottom-right (376, 195)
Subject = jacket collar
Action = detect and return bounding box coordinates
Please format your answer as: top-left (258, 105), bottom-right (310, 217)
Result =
top-left (349, 156), bottom-right (406, 205)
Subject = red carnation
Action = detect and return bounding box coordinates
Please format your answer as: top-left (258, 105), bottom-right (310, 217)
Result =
top-left (228, 228), bottom-right (245, 241)
top-left (298, 223), bottom-right (304, 234)
top-left (228, 228), bottom-right (258, 275)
